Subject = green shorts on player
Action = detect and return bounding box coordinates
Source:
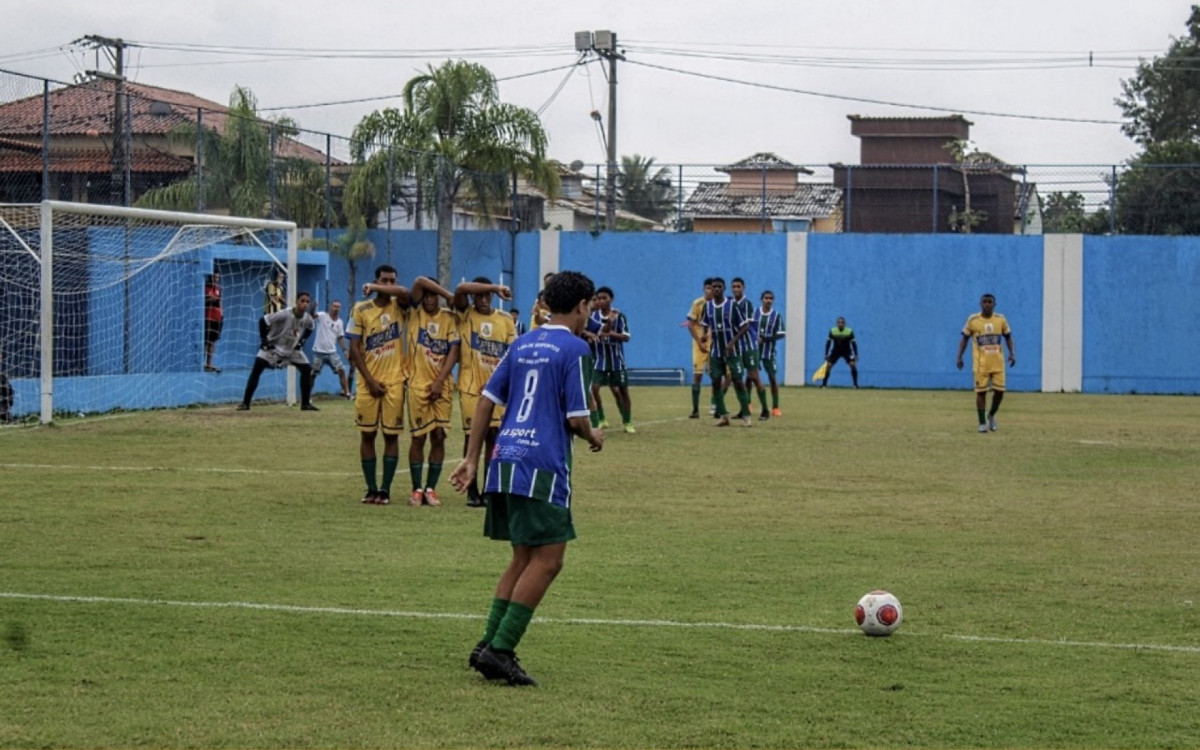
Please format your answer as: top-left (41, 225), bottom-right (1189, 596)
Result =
top-left (592, 369), bottom-right (629, 388)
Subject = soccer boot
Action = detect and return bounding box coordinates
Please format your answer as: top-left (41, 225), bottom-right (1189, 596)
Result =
top-left (466, 486), bottom-right (487, 508)
top-left (977, 423), bottom-right (989, 433)
top-left (988, 415), bottom-right (998, 432)
top-left (300, 402), bottom-right (320, 411)
top-left (689, 411), bottom-right (700, 419)
top-left (423, 489), bottom-right (442, 507)
top-left (758, 411), bottom-right (770, 421)
top-left (741, 415), bottom-right (754, 427)
top-left (469, 640), bottom-right (503, 680)
top-left (360, 490), bottom-right (378, 505)
top-left (476, 646), bottom-right (537, 687)
top-left (375, 489), bottom-right (391, 505)
top-left (409, 489), bottom-right (424, 507)
top-left (236, 403), bottom-right (250, 411)
top-left (714, 415), bottom-right (730, 427)
top-left (622, 423), bottom-right (636, 434)
top-left (598, 419), bottom-right (610, 429)
top-left (772, 407), bottom-right (782, 417)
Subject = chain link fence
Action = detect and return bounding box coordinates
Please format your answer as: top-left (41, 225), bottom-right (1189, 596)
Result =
top-left (4, 67), bottom-right (1199, 235)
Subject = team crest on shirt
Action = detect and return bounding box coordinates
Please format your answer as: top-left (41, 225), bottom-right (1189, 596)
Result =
top-left (481, 322), bottom-right (493, 338)
top-left (428, 322), bottom-right (439, 336)
top-left (984, 323), bottom-right (994, 333)
top-left (381, 314), bottom-right (391, 325)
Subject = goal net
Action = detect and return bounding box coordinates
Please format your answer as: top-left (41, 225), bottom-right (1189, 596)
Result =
top-left (0, 201), bottom-right (298, 424)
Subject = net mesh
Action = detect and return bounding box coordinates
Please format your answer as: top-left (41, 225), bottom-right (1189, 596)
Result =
top-left (0, 203), bottom-right (293, 421)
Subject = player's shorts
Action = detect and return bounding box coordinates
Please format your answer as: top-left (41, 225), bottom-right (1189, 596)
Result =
top-left (740, 349), bottom-right (761, 371)
top-left (709, 354), bottom-right (745, 381)
top-left (355, 380), bottom-right (405, 435)
top-left (692, 340), bottom-right (710, 376)
top-left (406, 382), bottom-right (452, 437)
top-left (311, 350), bottom-right (345, 375)
top-left (828, 351), bottom-right (856, 366)
top-left (204, 319), bottom-right (222, 345)
top-left (460, 391), bottom-right (503, 430)
top-left (257, 347), bottom-right (309, 369)
top-left (592, 369), bottom-right (629, 388)
top-left (760, 357), bottom-right (777, 377)
top-left (484, 492), bottom-right (577, 546)
top-left (974, 368), bottom-right (1006, 393)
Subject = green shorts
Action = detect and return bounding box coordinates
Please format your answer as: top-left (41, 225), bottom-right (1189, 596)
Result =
top-left (760, 357), bottom-right (777, 377)
top-left (740, 350), bottom-right (761, 371)
top-left (593, 369), bottom-right (628, 387)
top-left (710, 355), bottom-right (745, 381)
top-left (484, 493), bottom-right (577, 547)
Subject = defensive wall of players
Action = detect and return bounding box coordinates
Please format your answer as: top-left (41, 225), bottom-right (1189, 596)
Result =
top-left (4, 229), bottom-right (1196, 417)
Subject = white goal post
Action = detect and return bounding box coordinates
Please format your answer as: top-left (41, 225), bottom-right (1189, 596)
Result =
top-left (0, 201), bottom-right (298, 424)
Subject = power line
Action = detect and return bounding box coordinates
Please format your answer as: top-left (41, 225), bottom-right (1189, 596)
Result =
top-left (625, 59), bottom-right (1122, 125)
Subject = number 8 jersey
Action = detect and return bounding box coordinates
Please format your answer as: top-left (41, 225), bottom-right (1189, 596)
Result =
top-left (481, 324), bottom-right (593, 509)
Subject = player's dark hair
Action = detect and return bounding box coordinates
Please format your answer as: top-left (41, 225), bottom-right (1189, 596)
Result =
top-left (374, 264), bottom-right (397, 280)
top-left (732, 276), bottom-right (745, 285)
top-left (596, 286), bottom-right (614, 298)
top-left (543, 271), bottom-right (595, 314)
top-left (710, 276), bottom-right (725, 287)
top-left (703, 277), bottom-right (714, 286)
top-left (473, 276), bottom-right (492, 285)
top-left (296, 291), bottom-right (311, 301)
top-left (761, 290), bottom-right (774, 300)
top-left (981, 293), bottom-right (996, 302)
top-left (512, 308), bottom-right (520, 315)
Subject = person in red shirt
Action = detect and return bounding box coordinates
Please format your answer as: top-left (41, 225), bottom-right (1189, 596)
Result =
top-left (204, 271), bottom-right (223, 373)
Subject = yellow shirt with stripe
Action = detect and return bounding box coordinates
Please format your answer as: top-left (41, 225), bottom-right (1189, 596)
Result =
top-left (457, 308), bottom-right (516, 394)
top-left (962, 312), bottom-right (1011, 373)
top-left (348, 296), bottom-right (407, 387)
top-left (406, 306), bottom-right (461, 390)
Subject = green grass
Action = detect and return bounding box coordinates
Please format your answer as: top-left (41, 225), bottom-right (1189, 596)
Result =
top-left (2, 387), bottom-right (1199, 748)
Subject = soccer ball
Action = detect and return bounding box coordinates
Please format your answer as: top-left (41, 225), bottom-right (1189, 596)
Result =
top-left (855, 590), bottom-right (903, 636)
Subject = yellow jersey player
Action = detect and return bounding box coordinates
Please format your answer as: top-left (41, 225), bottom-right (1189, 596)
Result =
top-left (453, 276), bottom-right (516, 507)
top-left (347, 266), bottom-right (445, 505)
top-left (405, 287), bottom-right (460, 507)
top-left (956, 292), bottom-right (1016, 433)
top-left (686, 278), bottom-right (713, 418)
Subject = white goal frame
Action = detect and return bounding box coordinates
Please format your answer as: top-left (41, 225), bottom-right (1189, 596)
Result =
top-left (22, 201), bottom-right (298, 424)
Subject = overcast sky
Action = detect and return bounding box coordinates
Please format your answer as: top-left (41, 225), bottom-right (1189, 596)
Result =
top-left (2, 0), bottom-right (1195, 170)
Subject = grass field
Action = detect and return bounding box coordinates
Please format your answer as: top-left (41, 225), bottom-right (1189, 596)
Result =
top-left (2, 385), bottom-right (1200, 748)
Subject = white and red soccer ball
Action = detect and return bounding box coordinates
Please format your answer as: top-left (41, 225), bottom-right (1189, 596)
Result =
top-left (855, 590), bottom-right (903, 636)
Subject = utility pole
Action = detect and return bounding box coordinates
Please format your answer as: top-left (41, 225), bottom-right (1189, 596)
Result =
top-left (79, 35), bottom-right (128, 206)
top-left (577, 30), bottom-right (624, 231)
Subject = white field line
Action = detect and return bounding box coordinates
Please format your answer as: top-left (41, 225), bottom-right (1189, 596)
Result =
top-left (2, 591), bottom-right (1199, 655)
top-left (0, 457), bottom-right (466, 478)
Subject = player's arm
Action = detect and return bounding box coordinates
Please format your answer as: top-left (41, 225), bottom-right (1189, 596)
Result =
top-left (296, 321), bottom-right (313, 350)
top-left (361, 280), bottom-right (414, 306)
top-left (409, 276), bottom-right (453, 307)
top-left (608, 312), bottom-right (630, 342)
top-left (1004, 332), bottom-right (1016, 367)
top-left (849, 334), bottom-right (858, 362)
top-left (347, 335), bottom-right (385, 396)
top-left (568, 415), bottom-right (603, 452)
top-left (450, 395), bottom-right (498, 492)
top-left (452, 281), bottom-right (512, 311)
top-left (728, 319), bottom-right (751, 355)
top-left (429, 342), bottom-right (460, 400)
top-left (955, 333), bottom-right (970, 370)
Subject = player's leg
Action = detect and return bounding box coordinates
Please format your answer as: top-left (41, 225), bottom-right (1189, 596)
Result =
top-left (765, 360), bottom-right (781, 415)
top-left (297, 362), bottom-right (317, 409)
top-left (988, 371), bottom-right (1006, 431)
top-left (710, 357), bottom-right (730, 424)
top-left (359, 429), bottom-right (380, 502)
top-left (614, 380), bottom-right (634, 432)
top-left (336, 363), bottom-right (350, 398)
top-left (238, 356), bottom-right (270, 409)
top-left (728, 359), bottom-right (752, 425)
top-left (408, 431), bottom-right (427, 506)
top-left (849, 358), bottom-right (859, 388)
top-left (822, 355), bottom-right (837, 387)
top-left (974, 374), bottom-right (990, 432)
top-left (590, 379), bottom-right (606, 428)
top-left (424, 426), bottom-right (446, 505)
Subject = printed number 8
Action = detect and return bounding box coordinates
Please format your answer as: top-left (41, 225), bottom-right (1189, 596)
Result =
top-left (515, 369), bottom-right (539, 422)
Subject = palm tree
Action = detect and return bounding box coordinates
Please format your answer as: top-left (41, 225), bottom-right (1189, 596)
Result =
top-left (351, 60), bottom-right (558, 285)
top-left (618, 154), bottom-right (674, 223)
top-left (136, 86), bottom-right (324, 225)
top-left (943, 139), bottom-right (988, 234)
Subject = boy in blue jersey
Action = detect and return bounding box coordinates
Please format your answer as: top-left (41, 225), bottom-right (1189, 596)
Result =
top-left (451, 270), bottom-right (604, 687)
top-left (588, 286), bottom-right (635, 434)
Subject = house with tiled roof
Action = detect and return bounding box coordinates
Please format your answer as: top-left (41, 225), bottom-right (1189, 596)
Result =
top-left (0, 78), bottom-right (335, 205)
top-left (681, 152), bottom-right (842, 233)
top-left (831, 115), bottom-right (1039, 234)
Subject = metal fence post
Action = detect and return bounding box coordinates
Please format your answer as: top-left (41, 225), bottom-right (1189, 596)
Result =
top-left (386, 141), bottom-right (394, 263)
top-left (932, 164), bottom-right (939, 233)
top-left (761, 165), bottom-right (768, 233)
top-left (325, 133), bottom-right (332, 245)
top-left (845, 165), bottom-right (853, 232)
top-left (268, 122), bottom-right (277, 219)
top-left (41, 80), bottom-right (50, 201)
top-left (1109, 165), bottom-right (1118, 234)
top-left (594, 164), bottom-right (601, 231)
top-left (195, 108), bottom-right (203, 213)
top-left (676, 164), bottom-right (683, 232)
top-left (1020, 168), bottom-right (1028, 234)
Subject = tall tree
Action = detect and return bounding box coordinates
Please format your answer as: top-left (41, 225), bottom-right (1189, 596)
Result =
top-left (352, 60), bottom-right (558, 284)
top-left (942, 139), bottom-right (987, 233)
top-left (1116, 6), bottom-right (1200, 147)
top-left (136, 86), bottom-right (324, 224)
top-left (618, 154), bottom-right (674, 223)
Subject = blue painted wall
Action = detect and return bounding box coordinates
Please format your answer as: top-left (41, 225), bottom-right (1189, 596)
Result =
top-left (807, 234), bottom-right (1043, 391)
top-left (7, 230), bottom-right (1200, 419)
top-left (1083, 235), bottom-right (1200, 394)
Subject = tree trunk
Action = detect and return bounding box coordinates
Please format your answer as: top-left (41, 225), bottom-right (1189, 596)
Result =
top-left (961, 169), bottom-right (973, 234)
top-left (436, 190), bottom-right (453, 287)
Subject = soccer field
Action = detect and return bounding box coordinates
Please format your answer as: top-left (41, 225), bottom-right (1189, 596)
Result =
top-left (2, 386), bottom-right (1199, 748)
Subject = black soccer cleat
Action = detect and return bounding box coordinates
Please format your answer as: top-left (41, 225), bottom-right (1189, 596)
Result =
top-left (301, 402), bottom-right (320, 411)
top-left (465, 486), bottom-right (486, 508)
top-left (476, 646), bottom-right (537, 686)
top-left (469, 640), bottom-right (503, 680)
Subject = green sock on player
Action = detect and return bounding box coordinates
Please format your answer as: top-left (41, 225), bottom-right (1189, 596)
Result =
top-left (756, 388), bottom-right (768, 413)
top-left (490, 601), bottom-right (535, 652)
top-left (483, 597), bottom-right (509, 643)
top-left (409, 462), bottom-right (423, 492)
top-left (361, 458), bottom-right (377, 492)
top-left (426, 462), bottom-right (442, 490)
top-left (618, 402), bottom-right (631, 425)
top-left (691, 384), bottom-right (701, 412)
top-left (381, 455), bottom-right (399, 492)
top-left (977, 408), bottom-right (987, 425)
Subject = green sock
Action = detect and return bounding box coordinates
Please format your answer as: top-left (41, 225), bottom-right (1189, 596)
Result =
top-left (772, 390), bottom-right (779, 409)
top-left (409, 462), bottom-right (423, 492)
top-left (590, 410), bottom-right (601, 428)
top-left (597, 404), bottom-right (607, 421)
top-left (691, 384), bottom-right (701, 412)
top-left (361, 459), bottom-right (377, 493)
top-left (618, 401), bottom-right (631, 424)
top-left (490, 601), bottom-right (535, 652)
top-left (381, 455), bottom-right (399, 492)
top-left (426, 462), bottom-right (443, 490)
top-left (736, 387), bottom-right (750, 416)
top-left (756, 388), bottom-right (768, 412)
top-left (713, 388), bottom-right (728, 416)
top-left (977, 408), bottom-right (986, 425)
top-left (483, 598), bottom-right (509, 642)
